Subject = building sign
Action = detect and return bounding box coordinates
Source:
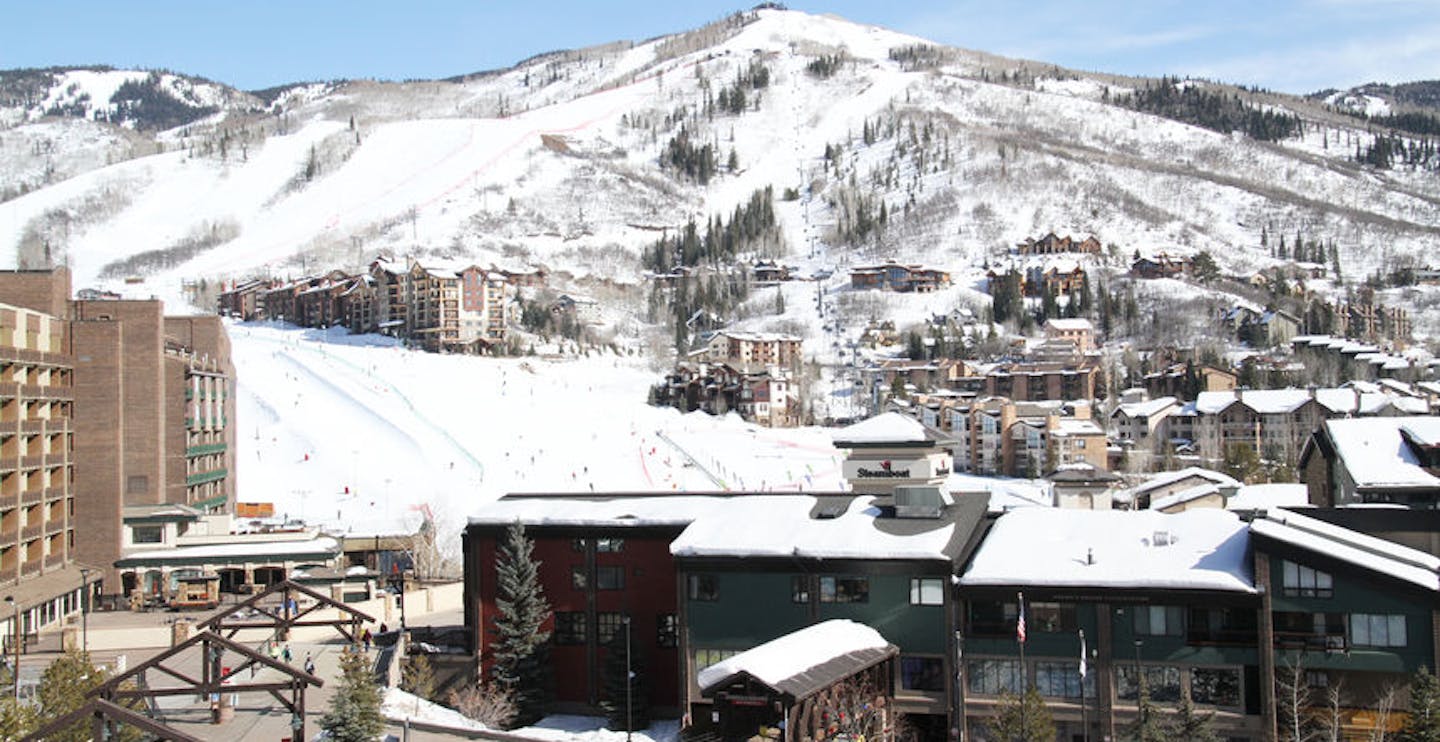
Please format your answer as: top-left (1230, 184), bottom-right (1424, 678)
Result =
top-left (856, 460), bottom-right (911, 478)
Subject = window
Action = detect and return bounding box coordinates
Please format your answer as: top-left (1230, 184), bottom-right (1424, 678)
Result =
top-left (596, 566), bottom-right (625, 591)
top-left (968, 601), bottom-right (1018, 637)
top-left (694, 648), bottom-right (738, 671)
top-left (571, 566), bottom-right (587, 590)
top-left (597, 612), bottom-right (625, 645)
top-left (1281, 560), bottom-right (1333, 598)
top-left (131, 525), bottom-right (163, 544)
top-left (657, 614), bottom-right (677, 648)
top-left (1188, 607), bottom-right (1258, 645)
top-left (909, 578), bottom-right (944, 606)
top-left (900, 656), bottom-right (945, 692)
top-left (1274, 611), bottom-right (1347, 651)
top-left (1190, 667), bottom-right (1242, 707)
top-left (1134, 605), bottom-right (1184, 637)
top-left (967, 659), bottom-right (1022, 696)
top-left (1029, 602), bottom-right (1077, 633)
top-left (791, 576), bottom-right (810, 604)
top-left (688, 574), bottom-right (718, 602)
top-left (1350, 613), bottom-right (1407, 648)
top-left (820, 576), bottom-right (869, 603)
top-left (554, 612), bottom-right (586, 645)
top-left (571, 539), bottom-right (586, 552)
top-left (126, 475), bottom-right (148, 495)
top-left (1116, 665), bottom-right (1181, 702)
top-left (1036, 661), bottom-right (1092, 699)
top-left (597, 538), bottom-right (625, 553)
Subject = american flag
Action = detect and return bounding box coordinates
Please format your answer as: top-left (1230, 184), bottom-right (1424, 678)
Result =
top-left (1016, 592), bottom-right (1027, 644)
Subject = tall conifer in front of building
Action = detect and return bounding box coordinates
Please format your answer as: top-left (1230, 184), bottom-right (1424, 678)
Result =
top-left (491, 521), bottom-right (553, 727)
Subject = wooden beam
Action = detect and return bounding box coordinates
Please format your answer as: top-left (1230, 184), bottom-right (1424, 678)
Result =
top-left (20, 698), bottom-right (203, 742)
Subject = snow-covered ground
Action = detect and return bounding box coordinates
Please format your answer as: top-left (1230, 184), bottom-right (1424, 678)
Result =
top-left (382, 687), bottom-right (680, 742)
top-left (233, 322), bottom-right (850, 541)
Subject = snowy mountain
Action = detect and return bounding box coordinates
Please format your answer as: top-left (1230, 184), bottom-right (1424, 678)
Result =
top-left (3, 7), bottom-right (1438, 313)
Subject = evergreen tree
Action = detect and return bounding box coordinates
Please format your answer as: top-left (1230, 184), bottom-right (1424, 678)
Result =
top-left (1192, 251), bottom-right (1220, 284)
top-left (401, 652), bottom-right (438, 701)
top-left (601, 619), bottom-right (649, 732)
top-left (773, 287), bottom-right (785, 315)
top-left (1168, 691), bottom-right (1218, 742)
top-left (1123, 672), bottom-right (1168, 742)
top-left (320, 646), bottom-right (385, 742)
top-left (491, 521), bottom-right (554, 727)
top-left (0, 695), bottom-right (36, 741)
top-left (1401, 667), bottom-right (1440, 742)
top-left (988, 686), bottom-right (1055, 742)
top-left (31, 647), bottom-right (141, 742)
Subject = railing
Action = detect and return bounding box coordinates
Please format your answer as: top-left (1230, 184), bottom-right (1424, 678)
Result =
top-left (1274, 631), bottom-right (1347, 652)
top-left (185, 468), bottom-right (228, 486)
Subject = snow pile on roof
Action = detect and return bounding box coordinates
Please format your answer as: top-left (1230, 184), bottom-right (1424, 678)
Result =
top-left (120, 536), bottom-right (340, 563)
top-left (832, 412), bottom-right (931, 445)
top-left (1326, 417), bottom-right (1440, 490)
top-left (697, 619), bottom-right (890, 692)
top-left (1252, 509), bottom-right (1440, 591)
top-left (1114, 396), bottom-right (1179, 419)
top-left (1045, 318), bottom-right (1094, 331)
top-left (469, 495), bottom-right (731, 528)
top-left (960, 508), bottom-right (1254, 592)
top-left (1053, 419), bottom-right (1104, 436)
top-left (1132, 467), bottom-right (1239, 497)
top-left (669, 495), bottom-right (960, 561)
top-left (947, 472), bottom-right (1051, 512)
top-left (1226, 483), bottom-right (1310, 511)
top-left (1402, 418), bottom-right (1440, 447)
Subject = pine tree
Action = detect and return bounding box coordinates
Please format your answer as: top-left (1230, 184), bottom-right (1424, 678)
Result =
top-left (320, 646), bottom-right (384, 742)
top-left (1123, 672), bottom-right (1168, 742)
top-left (1168, 691), bottom-right (1218, 742)
top-left (32, 647), bottom-right (141, 742)
top-left (401, 652), bottom-right (438, 701)
top-left (988, 686), bottom-right (1055, 741)
top-left (601, 619), bottom-right (649, 732)
top-left (491, 521), bottom-right (554, 727)
top-left (1401, 667), bottom-right (1440, 741)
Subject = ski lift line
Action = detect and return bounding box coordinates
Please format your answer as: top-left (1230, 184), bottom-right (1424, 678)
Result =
top-left (240, 330), bottom-right (485, 483)
top-left (653, 428), bottom-right (728, 490)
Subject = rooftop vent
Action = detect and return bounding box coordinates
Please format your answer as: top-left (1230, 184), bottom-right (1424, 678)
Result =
top-left (1152, 530), bottom-right (1175, 547)
top-left (894, 486), bottom-right (946, 519)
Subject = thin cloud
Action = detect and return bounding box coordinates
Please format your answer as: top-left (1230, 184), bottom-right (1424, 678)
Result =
top-left (1192, 24), bottom-right (1440, 92)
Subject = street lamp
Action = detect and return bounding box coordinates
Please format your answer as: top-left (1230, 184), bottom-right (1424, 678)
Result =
top-left (4, 595), bottom-right (17, 702)
top-left (79, 568), bottom-right (91, 654)
top-left (1133, 639), bottom-right (1144, 726)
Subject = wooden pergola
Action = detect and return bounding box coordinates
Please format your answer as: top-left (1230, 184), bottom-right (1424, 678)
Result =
top-left (90, 629), bottom-right (323, 740)
top-left (19, 698), bottom-right (203, 742)
top-left (197, 578), bottom-right (375, 642)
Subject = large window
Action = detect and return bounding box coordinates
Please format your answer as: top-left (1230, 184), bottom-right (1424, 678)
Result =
top-left (1350, 613), bottom-right (1407, 648)
top-left (1133, 605), bottom-right (1184, 637)
top-left (694, 648), bottom-right (738, 671)
top-left (1274, 611), bottom-right (1347, 651)
top-left (791, 576), bottom-right (810, 604)
top-left (1029, 602), bottom-right (1078, 633)
top-left (597, 612), bottom-right (625, 645)
top-left (968, 601), bottom-right (1018, 637)
top-left (657, 614), bottom-right (678, 648)
top-left (967, 659), bottom-right (1022, 696)
top-left (131, 525), bottom-right (163, 544)
top-left (1035, 661), bottom-right (1093, 700)
top-left (1190, 667), bottom-right (1242, 707)
top-left (554, 612), bottom-right (586, 645)
top-left (1116, 665), bottom-right (1181, 702)
top-left (1282, 560), bottom-right (1333, 598)
top-left (596, 566), bottom-right (625, 591)
top-left (820, 576), bottom-right (869, 604)
top-left (909, 578), bottom-right (944, 606)
top-left (900, 656), bottom-right (945, 692)
top-left (688, 574), bottom-right (719, 602)
top-left (596, 538), bottom-right (625, 553)
top-left (1188, 607), bottom-right (1258, 645)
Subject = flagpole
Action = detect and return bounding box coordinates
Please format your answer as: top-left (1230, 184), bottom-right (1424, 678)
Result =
top-left (1079, 628), bottom-right (1089, 742)
top-left (1017, 591), bottom-right (1026, 736)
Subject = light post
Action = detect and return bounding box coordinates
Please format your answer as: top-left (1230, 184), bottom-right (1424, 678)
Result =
top-left (1133, 639), bottom-right (1144, 727)
top-left (4, 596), bottom-right (17, 702)
top-left (623, 615), bottom-right (633, 742)
top-left (79, 568), bottom-right (91, 654)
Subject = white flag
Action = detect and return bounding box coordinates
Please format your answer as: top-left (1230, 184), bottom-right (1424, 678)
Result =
top-left (1079, 629), bottom-right (1088, 680)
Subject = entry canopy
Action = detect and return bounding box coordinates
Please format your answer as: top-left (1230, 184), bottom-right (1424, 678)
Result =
top-left (698, 619), bottom-right (897, 701)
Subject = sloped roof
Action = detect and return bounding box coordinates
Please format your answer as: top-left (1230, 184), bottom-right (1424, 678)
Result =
top-left (697, 619), bottom-right (896, 699)
top-left (1131, 467), bottom-right (1239, 497)
top-left (1252, 508), bottom-right (1440, 591)
top-left (832, 412), bottom-right (933, 445)
top-left (1326, 417), bottom-right (1440, 490)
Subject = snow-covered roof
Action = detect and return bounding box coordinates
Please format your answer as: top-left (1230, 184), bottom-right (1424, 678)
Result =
top-left (697, 619), bottom-right (895, 696)
top-left (670, 493), bottom-right (984, 562)
top-left (1251, 509), bottom-right (1440, 592)
top-left (1052, 419), bottom-right (1104, 437)
top-left (468, 494), bottom-right (735, 528)
top-left (832, 412), bottom-right (932, 445)
top-left (1045, 318), bottom-right (1094, 331)
top-left (1403, 419), bottom-right (1440, 447)
top-left (117, 536), bottom-right (340, 565)
top-left (1226, 483), bottom-right (1310, 511)
top-left (1325, 417), bottom-right (1440, 490)
top-left (1131, 467), bottom-right (1239, 497)
top-left (1193, 387), bottom-right (1418, 416)
top-left (1150, 483), bottom-right (1222, 512)
top-left (959, 508), bottom-right (1254, 592)
top-left (1113, 396), bottom-right (1179, 419)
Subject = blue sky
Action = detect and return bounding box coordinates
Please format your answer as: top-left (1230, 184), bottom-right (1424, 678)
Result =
top-left (4, 1), bottom-right (1437, 94)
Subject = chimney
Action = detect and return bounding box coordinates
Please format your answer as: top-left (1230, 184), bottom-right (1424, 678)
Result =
top-left (1086, 548), bottom-right (1094, 565)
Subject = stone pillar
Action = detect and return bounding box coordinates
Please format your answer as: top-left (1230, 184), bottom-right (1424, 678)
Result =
top-left (171, 619), bottom-right (192, 647)
top-left (1096, 602), bottom-right (1115, 741)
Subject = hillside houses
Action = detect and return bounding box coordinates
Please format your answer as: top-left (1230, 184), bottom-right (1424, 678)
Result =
top-left (215, 257), bottom-right (522, 352)
top-left (694, 330), bottom-right (803, 370)
top-left (849, 260), bottom-right (951, 292)
top-left (1129, 252), bottom-right (1193, 279)
top-left (653, 331), bottom-right (806, 427)
top-left (1014, 232), bottom-right (1102, 255)
top-left (985, 261), bottom-right (1088, 299)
